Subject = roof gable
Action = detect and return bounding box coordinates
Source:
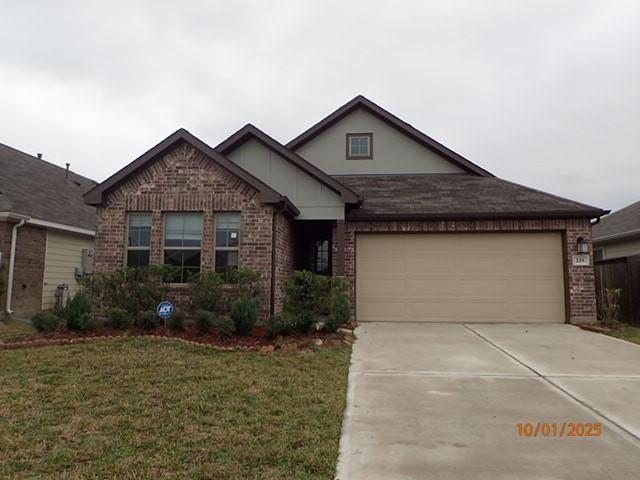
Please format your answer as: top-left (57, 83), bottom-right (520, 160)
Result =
top-left (286, 95), bottom-right (493, 177)
top-left (84, 129), bottom-right (298, 216)
top-left (215, 124), bottom-right (360, 203)
top-left (592, 200), bottom-right (640, 241)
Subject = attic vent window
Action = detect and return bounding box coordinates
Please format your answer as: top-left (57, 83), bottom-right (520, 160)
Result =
top-left (346, 133), bottom-right (373, 160)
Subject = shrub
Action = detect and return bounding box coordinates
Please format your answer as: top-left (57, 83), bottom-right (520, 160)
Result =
top-left (189, 271), bottom-right (224, 312)
top-left (226, 269), bottom-right (262, 298)
top-left (136, 310), bottom-right (159, 331)
top-left (108, 307), bottom-right (134, 330)
top-left (168, 310), bottom-right (185, 331)
top-left (325, 277), bottom-right (351, 332)
top-left (600, 288), bottom-right (622, 326)
top-left (32, 312), bottom-right (61, 332)
top-left (90, 265), bottom-right (175, 318)
top-left (194, 309), bottom-right (214, 333)
top-left (64, 291), bottom-right (93, 331)
top-left (212, 315), bottom-right (235, 338)
top-left (67, 312), bottom-right (96, 332)
top-left (230, 297), bottom-right (258, 336)
top-left (283, 271), bottom-right (333, 332)
top-left (267, 313), bottom-right (295, 338)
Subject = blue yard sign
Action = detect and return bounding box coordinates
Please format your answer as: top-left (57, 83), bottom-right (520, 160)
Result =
top-left (157, 300), bottom-right (175, 320)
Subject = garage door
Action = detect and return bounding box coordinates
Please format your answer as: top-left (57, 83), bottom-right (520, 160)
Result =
top-left (356, 233), bottom-right (565, 323)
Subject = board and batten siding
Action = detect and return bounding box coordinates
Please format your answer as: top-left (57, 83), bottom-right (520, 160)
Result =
top-left (42, 231), bottom-right (94, 309)
top-left (293, 108), bottom-right (465, 175)
top-left (227, 138), bottom-right (345, 220)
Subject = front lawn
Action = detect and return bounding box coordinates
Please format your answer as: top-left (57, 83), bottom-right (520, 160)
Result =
top-left (0, 339), bottom-right (351, 479)
top-left (607, 324), bottom-right (640, 345)
top-left (0, 318), bottom-right (36, 343)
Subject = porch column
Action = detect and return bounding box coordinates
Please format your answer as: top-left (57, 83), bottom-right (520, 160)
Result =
top-left (334, 219), bottom-right (345, 276)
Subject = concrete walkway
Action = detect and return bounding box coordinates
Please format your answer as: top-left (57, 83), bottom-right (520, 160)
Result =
top-left (336, 323), bottom-right (640, 480)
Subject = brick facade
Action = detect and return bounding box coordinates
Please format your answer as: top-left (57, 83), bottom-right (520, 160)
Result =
top-left (94, 142), bottom-right (276, 317)
top-left (273, 212), bottom-right (296, 313)
top-left (0, 221), bottom-right (47, 316)
top-left (342, 218), bottom-right (597, 323)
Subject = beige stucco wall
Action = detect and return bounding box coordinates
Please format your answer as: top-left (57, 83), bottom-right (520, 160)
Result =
top-left (597, 237), bottom-right (640, 260)
top-left (228, 138), bottom-right (345, 219)
top-left (42, 230), bottom-right (94, 309)
top-left (294, 108), bottom-right (465, 175)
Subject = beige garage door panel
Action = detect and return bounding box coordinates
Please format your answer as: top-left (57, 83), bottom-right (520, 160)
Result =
top-left (356, 233), bottom-right (565, 323)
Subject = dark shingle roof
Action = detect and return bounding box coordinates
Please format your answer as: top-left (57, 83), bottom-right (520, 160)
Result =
top-left (0, 143), bottom-right (97, 230)
top-left (334, 174), bottom-right (606, 220)
top-left (592, 200), bottom-right (640, 241)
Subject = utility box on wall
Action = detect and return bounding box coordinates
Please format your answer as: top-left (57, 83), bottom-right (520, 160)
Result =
top-left (81, 248), bottom-right (94, 275)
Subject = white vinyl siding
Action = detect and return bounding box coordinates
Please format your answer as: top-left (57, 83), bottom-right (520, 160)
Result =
top-left (42, 231), bottom-right (94, 309)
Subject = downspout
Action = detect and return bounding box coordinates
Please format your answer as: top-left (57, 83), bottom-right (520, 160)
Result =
top-left (5, 217), bottom-right (28, 315)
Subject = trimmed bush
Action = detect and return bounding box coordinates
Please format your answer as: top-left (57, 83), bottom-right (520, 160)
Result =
top-left (325, 277), bottom-right (351, 333)
top-left (168, 310), bottom-right (185, 331)
top-left (108, 307), bottom-right (134, 330)
top-left (267, 313), bottom-right (295, 338)
top-left (194, 309), bottom-right (213, 333)
top-left (212, 316), bottom-right (235, 338)
top-left (64, 292), bottom-right (94, 331)
top-left (136, 310), bottom-right (159, 331)
top-left (189, 271), bottom-right (224, 312)
top-left (230, 297), bottom-right (258, 336)
top-left (32, 312), bottom-right (61, 332)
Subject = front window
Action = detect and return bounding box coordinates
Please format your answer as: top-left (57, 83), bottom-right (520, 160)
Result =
top-left (215, 212), bottom-right (241, 274)
top-left (310, 240), bottom-right (330, 275)
top-left (346, 133), bottom-right (373, 159)
top-left (164, 213), bottom-right (202, 283)
top-left (127, 213), bottom-right (151, 267)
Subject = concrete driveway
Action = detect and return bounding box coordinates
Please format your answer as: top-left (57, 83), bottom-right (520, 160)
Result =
top-left (336, 323), bottom-right (640, 480)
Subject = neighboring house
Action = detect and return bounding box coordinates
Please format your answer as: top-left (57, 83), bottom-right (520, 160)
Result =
top-left (0, 143), bottom-right (96, 316)
top-left (592, 201), bottom-right (640, 261)
top-left (85, 95), bottom-right (607, 324)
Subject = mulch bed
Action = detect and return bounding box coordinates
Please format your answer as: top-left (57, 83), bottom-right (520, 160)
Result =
top-left (0, 326), bottom-right (354, 352)
top-left (575, 323), bottom-right (614, 334)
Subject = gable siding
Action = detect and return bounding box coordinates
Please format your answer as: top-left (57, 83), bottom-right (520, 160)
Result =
top-left (42, 231), bottom-right (94, 310)
top-left (294, 108), bottom-right (465, 175)
top-left (598, 238), bottom-right (640, 260)
top-left (227, 138), bottom-right (345, 219)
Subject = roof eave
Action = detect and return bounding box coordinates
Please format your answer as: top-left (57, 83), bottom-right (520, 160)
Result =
top-left (345, 210), bottom-right (608, 222)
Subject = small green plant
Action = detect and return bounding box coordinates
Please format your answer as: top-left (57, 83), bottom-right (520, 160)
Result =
top-left (283, 271), bottom-right (327, 332)
top-left (168, 310), bottom-right (185, 331)
top-left (108, 307), bottom-right (134, 329)
top-left (212, 316), bottom-right (235, 338)
top-left (32, 312), bottom-right (61, 332)
top-left (64, 291), bottom-right (93, 331)
top-left (194, 309), bottom-right (213, 333)
top-left (189, 271), bottom-right (224, 312)
top-left (325, 277), bottom-right (351, 332)
top-left (226, 269), bottom-right (262, 298)
top-left (267, 313), bottom-right (295, 338)
top-left (600, 288), bottom-right (622, 327)
top-left (136, 310), bottom-right (159, 331)
top-left (230, 297), bottom-right (258, 336)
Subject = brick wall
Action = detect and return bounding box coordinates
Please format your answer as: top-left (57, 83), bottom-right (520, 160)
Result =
top-left (94, 142), bottom-right (275, 317)
top-left (0, 221), bottom-right (47, 316)
top-left (273, 212), bottom-right (295, 313)
top-left (343, 218), bottom-right (597, 323)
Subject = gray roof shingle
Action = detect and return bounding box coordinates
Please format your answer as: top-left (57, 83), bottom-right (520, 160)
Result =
top-left (592, 200), bottom-right (640, 241)
top-left (0, 143), bottom-right (97, 230)
top-left (334, 174), bottom-right (606, 220)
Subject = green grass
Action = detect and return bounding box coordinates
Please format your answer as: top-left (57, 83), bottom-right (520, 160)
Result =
top-left (0, 318), bottom-right (36, 342)
top-left (0, 339), bottom-right (351, 479)
top-left (607, 324), bottom-right (640, 345)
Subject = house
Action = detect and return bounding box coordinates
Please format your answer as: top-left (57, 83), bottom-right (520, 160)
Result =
top-left (0, 143), bottom-right (96, 316)
top-left (85, 95), bottom-right (607, 324)
top-left (592, 201), bottom-right (640, 261)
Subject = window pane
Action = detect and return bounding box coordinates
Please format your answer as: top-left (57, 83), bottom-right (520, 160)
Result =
top-left (349, 136), bottom-right (370, 156)
top-left (164, 250), bottom-right (201, 283)
top-left (215, 250), bottom-right (239, 273)
top-left (216, 212), bottom-right (240, 248)
top-left (128, 213), bottom-right (151, 247)
top-left (165, 213), bottom-right (203, 248)
top-left (127, 250), bottom-right (150, 267)
top-left (216, 212), bottom-right (241, 229)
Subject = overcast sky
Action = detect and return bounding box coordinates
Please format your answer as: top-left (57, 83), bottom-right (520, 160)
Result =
top-left (1, 1), bottom-right (638, 211)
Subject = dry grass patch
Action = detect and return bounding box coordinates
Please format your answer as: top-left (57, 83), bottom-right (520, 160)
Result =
top-left (0, 338), bottom-right (351, 479)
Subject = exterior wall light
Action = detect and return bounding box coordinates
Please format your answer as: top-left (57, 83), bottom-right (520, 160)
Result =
top-left (577, 237), bottom-right (589, 254)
